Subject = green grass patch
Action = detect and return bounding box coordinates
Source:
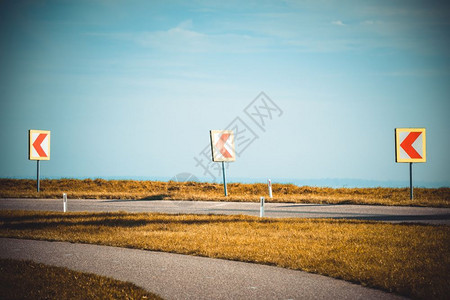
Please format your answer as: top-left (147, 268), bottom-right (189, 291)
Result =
top-left (1, 210), bottom-right (449, 299)
top-left (1, 178), bottom-right (449, 207)
top-left (0, 258), bottom-right (163, 300)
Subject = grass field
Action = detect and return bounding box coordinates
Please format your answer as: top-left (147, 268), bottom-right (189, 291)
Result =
top-left (1, 178), bottom-right (449, 207)
top-left (1, 210), bottom-right (449, 299)
top-left (0, 259), bottom-right (163, 299)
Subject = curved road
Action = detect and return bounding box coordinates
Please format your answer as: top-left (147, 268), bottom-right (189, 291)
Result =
top-left (1, 198), bottom-right (449, 224)
top-left (0, 238), bottom-right (406, 300)
top-left (1, 198), bottom-right (446, 298)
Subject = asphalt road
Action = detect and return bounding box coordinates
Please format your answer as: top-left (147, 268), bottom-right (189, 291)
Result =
top-left (0, 238), bottom-right (407, 300)
top-left (1, 198), bottom-right (449, 224)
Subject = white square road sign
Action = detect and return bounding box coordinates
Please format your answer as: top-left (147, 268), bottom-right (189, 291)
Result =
top-left (395, 128), bottom-right (426, 163)
top-left (29, 130), bottom-right (51, 160)
top-left (210, 130), bottom-right (236, 162)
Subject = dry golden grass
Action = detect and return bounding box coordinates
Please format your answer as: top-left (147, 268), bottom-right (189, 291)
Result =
top-left (1, 178), bottom-right (449, 207)
top-left (0, 258), bottom-right (163, 299)
top-left (1, 210), bottom-right (449, 299)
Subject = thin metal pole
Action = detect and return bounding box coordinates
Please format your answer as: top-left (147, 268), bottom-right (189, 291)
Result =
top-left (410, 162), bottom-right (413, 200)
top-left (37, 160), bottom-right (40, 192)
top-left (222, 161), bottom-right (228, 196)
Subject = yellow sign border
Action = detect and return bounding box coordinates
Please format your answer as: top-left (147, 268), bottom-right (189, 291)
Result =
top-left (210, 130), bottom-right (236, 162)
top-left (29, 130), bottom-right (51, 160)
top-left (395, 128), bottom-right (426, 163)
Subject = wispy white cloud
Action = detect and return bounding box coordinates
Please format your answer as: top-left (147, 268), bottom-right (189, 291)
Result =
top-left (92, 20), bottom-right (272, 53)
top-left (89, 0), bottom-right (450, 57)
top-left (361, 20), bottom-right (375, 25)
top-left (331, 20), bottom-right (345, 26)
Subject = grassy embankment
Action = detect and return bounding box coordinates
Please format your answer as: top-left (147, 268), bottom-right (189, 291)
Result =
top-left (0, 259), bottom-right (163, 299)
top-left (1, 178), bottom-right (449, 207)
top-left (1, 210), bottom-right (449, 299)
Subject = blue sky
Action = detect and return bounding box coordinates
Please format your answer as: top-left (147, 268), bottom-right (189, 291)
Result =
top-left (1, 0), bottom-right (449, 187)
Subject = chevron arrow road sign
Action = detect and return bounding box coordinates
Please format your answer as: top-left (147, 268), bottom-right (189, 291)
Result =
top-left (395, 128), bottom-right (426, 163)
top-left (210, 130), bottom-right (235, 162)
top-left (29, 130), bottom-right (51, 160)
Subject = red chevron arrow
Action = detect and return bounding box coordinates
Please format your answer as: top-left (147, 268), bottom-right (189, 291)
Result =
top-left (400, 131), bottom-right (422, 159)
top-left (215, 133), bottom-right (232, 158)
top-left (32, 133), bottom-right (48, 157)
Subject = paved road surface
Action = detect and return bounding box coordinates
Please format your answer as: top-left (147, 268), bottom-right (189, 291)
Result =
top-left (1, 198), bottom-right (449, 224)
top-left (0, 238), bottom-right (407, 300)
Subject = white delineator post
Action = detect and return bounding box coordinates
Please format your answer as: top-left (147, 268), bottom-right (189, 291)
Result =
top-left (260, 197), bottom-right (265, 218)
top-left (63, 193), bottom-right (67, 212)
top-left (268, 179), bottom-right (273, 199)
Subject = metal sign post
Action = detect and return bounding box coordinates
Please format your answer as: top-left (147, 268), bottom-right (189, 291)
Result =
top-left (29, 129), bottom-right (51, 193)
top-left (395, 128), bottom-right (426, 201)
top-left (409, 163), bottom-right (413, 200)
top-left (222, 162), bottom-right (228, 196)
top-left (36, 160), bottom-right (40, 192)
top-left (210, 130), bottom-right (236, 197)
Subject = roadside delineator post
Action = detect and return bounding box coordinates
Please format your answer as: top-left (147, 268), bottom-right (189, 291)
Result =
top-left (63, 193), bottom-right (67, 213)
top-left (260, 197), bottom-right (265, 218)
top-left (268, 179), bottom-right (273, 199)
